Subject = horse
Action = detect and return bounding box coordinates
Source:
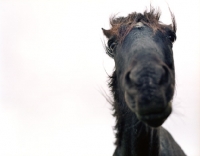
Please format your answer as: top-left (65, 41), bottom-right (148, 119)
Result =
top-left (102, 7), bottom-right (186, 156)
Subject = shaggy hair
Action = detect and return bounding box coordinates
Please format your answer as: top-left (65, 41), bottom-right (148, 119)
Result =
top-left (103, 7), bottom-right (176, 43)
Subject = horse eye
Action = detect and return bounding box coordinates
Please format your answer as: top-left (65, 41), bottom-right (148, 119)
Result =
top-left (109, 42), bottom-right (117, 51)
top-left (168, 35), bottom-right (175, 42)
top-left (106, 42), bottom-right (117, 58)
top-left (167, 32), bottom-right (176, 43)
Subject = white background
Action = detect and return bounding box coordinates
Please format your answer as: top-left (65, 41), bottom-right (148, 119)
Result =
top-left (0, 0), bottom-right (199, 156)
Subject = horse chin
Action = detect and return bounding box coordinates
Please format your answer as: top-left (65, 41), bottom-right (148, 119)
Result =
top-left (125, 89), bottom-right (172, 128)
top-left (136, 105), bottom-right (172, 128)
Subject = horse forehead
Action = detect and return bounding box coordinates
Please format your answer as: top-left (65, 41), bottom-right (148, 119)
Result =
top-left (124, 26), bottom-right (153, 42)
top-left (119, 32), bottom-right (164, 59)
top-left (122, 30), bottom-right (155, 50)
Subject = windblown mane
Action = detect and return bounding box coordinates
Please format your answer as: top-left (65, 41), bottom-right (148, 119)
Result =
top-left (106, 7), bottom-right (176, 42)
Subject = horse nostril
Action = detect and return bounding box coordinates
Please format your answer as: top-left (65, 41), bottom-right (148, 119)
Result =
top-left (125, 71), bottom-right (132, 87)
top-left (124, 71), bottom-right (134, 89)
top-left (159, 65), bottom-right (170, 85)
top-left (124, 63), bottom-right (172, 90)
top-left (124, 69), bottom-right (141, 89)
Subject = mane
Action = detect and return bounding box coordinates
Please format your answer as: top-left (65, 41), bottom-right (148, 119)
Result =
top-left (108, 7), bottom-right (176, 42)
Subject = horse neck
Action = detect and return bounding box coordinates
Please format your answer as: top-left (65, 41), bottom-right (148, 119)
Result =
top-left (111, 72), bottom-right (160, 156)
top-left (113, 101), bottom-right (160, 156)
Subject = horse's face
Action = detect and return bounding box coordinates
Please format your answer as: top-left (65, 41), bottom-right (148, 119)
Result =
top-left (104, 23), bottom-right (176, 127)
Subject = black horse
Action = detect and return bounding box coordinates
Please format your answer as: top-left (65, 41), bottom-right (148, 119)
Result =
top-left (102, 8), bottom-right (186, 156)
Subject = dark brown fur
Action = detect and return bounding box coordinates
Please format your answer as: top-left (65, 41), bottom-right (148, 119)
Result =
top-left (102, 7), bottom-right (176, 43)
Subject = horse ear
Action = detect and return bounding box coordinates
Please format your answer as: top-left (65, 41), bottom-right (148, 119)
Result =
top-left (102, 28), bottom-right (112, 38)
